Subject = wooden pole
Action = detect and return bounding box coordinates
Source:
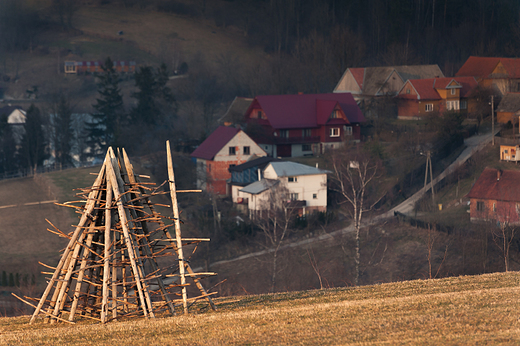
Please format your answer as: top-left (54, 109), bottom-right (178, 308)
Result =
top-left (30, 163), bottom-right (106, 324)
top-left (166, 140), bottom-right (188, 314)
top-left (105, 149), bottom-right (150, 318)
top-left (101, 178), bottom-right (112, 323)
top-left (68, 231), bottom-right (95, 321)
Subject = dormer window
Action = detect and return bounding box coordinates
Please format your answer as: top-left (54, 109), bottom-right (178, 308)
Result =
top-left (257, 110), bottom-right (262, 119)
top-left (451, 88), bottom-right (456, 95)
top-left (331, 110), bottom-right (340, 118)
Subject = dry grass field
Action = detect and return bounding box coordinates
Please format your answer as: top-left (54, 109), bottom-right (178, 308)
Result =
top-left (1, 272), bottom-right (519, 345)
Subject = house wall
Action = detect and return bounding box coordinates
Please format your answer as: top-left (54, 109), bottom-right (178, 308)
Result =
top-left (470, 198), bottom-right (520, 224)
top-left (500, 145), bottom-right (520, 161)
top-left (376, 70), bottom-right (404, 96)
top-left (497, 111), bottom-right (516, 124)
top-left (334, 70), bottom-right (362, 94)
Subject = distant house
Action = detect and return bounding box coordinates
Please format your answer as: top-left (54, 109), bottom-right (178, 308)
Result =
top-left (228, 156), bottom-right (281, 204)
top-left (191, 126), bottom-right (267, 195)
top-left (500, 145), bottom-right (520, 162)
top-left (396, 77), bottom-right (478, 120)
top-left (456, 56), bottom-right (520, 96)
top-left (244, 93), bottom-right (365, 158)
top-left (0, 105), bottom-right (26, 145)
top-left (467, 167), bottom-right (520, 224)
top-left (333, 65), bottom-right (444, 118)
top-left (219, 96), bottom-right (253, 126)
top-left (237, 161), bottom-right (330, 216)
top-left (496, 92), bottom-right (520, 124)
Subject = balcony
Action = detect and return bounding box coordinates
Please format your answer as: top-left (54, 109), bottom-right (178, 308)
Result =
top-left (273, 136), bottom-right (321, 144)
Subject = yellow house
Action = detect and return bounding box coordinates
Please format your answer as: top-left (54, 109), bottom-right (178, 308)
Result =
top-left (500, 145), bottom-right (520, 162)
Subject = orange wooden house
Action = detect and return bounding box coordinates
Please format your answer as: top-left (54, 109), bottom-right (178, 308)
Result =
top-left (496, 92), bottom-right (520, 124)
top-left (396, 77), bottom-right (478, 120)
top-left (467, 168), bottom-right (520, 224)
top-left (456, 56), bottom-right (520, 96)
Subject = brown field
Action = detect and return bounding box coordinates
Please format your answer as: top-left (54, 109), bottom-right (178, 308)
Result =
top-left (1, 272), bottom-right (519, 345)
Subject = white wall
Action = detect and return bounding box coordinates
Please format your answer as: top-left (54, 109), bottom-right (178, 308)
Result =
top-left (213, 131), bottom-right (266, 162)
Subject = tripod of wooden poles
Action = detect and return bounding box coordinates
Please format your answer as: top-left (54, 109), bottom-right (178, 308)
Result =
top-left (15, 141), bottom-right (216, 324)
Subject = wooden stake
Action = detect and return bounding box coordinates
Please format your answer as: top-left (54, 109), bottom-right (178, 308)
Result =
top-left (101, 178), bottom-right (112, 323)
top-left (166, 140), bottom-right (188, 314)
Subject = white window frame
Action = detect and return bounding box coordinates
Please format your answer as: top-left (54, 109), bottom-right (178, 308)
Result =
top-left (425, 104), bottom-right (433, 112)
top-left (329, 128), bottom-right (340, 137)
top-left (450, 88), bottom-right (456, 95)
top-left (290, 193), bottom-right (299, 201)
top-left (446, 100), bottom-right (460, 111)
top-left (288, 176), bottom-right (297, 183)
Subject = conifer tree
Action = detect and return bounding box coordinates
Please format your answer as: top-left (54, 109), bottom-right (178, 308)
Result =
top-left (53, 96), bottom-right (74, 168)
top-left (19, 104), bottom-right (47, 173)
top-left (88, 57), bottom-right (124, 157)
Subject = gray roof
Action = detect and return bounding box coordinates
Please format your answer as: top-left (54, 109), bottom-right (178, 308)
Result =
top-left (269, 161), bottom-right (330, 177)
top-left (240, 179), bottom-right (279, 195)
top-left (359, 65), bottom-right (444, 96)
top-left (497, 93), bottom-right (520, 113)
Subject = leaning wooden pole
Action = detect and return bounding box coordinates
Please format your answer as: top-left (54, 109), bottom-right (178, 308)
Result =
top-left (166, 140), bottom-right (188, 314)
top-left (101, 178), bottom-right (112, 323)
top-left (30, 163), bottom-right (106, 324)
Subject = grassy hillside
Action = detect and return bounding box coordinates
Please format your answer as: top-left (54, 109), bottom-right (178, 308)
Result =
top-left (1, 272), bottom-right (519, 345)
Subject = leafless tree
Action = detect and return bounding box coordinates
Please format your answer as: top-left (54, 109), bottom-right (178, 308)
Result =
top-left (492, 222), bottom-right (517, 272)
top-left (328, 145), bottom-right (382, 286)
top-left (252, 181), bottom-right (299, 292)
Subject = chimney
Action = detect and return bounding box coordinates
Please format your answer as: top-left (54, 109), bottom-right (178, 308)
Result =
top-left (497, 169), bottom-right (502, 181)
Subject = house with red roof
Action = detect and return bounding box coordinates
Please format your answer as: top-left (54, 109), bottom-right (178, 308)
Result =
top-left (467, 168), bottom-right (520, 224)
top-left (244, 93), bottom-right (365, 157)
top-left (333, 65), bottom-right (444, 118)
top-left (456, 56), bottom-right (520, 96)
top-left (396, 77), bottom-right (478, 120)
top-left (191, 126), bottom-right (267, 195)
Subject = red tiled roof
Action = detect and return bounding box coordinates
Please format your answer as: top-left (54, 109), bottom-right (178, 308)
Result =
top-left (456, 56), bottom-right (520, 79)
top-left (191, 126), bottom-right (240, 160)
top-left (246, 93), bottom-right (365, 130)
top-left (349, 68), bottom-right (365, 89)
top-left (456, 56), bottom-right (501, 78)
top-left (467, 167), bottom-right (520, 202)
top-left (400, 77), bottom-right (477, 100)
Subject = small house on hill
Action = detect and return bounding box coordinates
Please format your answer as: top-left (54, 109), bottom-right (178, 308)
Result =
top-left (191, 126), bottom-right (266, 195)
top-left (396, 77), bottom-right (478, 120)
top-left (237, 161), bottom-right (330, 216)
top-left (244, 93), bottom-right (365, 158)
top-left (496, 92), bottom-right (520, 124)
top-left (333, 65), bottom-right (444, 118)
top-left (456, 56), bottom-right (520, 96)
top-left (467, 167), bottom-right (520, 224)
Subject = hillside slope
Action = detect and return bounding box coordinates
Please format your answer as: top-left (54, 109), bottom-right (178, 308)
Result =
top-left (2, 272), bottom-right (519, 345)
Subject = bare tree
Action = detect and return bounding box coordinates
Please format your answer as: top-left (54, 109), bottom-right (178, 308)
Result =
top-left (329, 145), bottom-right (382, 286)
top-left (492, 222), bottom-right (517, 272)
top-left (252, 181), bottom-right (299, 292)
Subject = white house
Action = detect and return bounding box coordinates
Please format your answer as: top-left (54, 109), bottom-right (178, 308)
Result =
top-left (237, 161), bottom-right (329, 216)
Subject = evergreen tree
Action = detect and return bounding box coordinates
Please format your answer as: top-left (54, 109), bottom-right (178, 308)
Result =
top-left (8, 272), bottom-right (14, 287)
top-left (130, 64), bottom-right (175, 126)
top-left (88, 57), bottom-right (124, 157)
top-left (53, 96), bottom-right (74, 168)
top-left (0, 114), bottom-right (18, 175)
top-left (19, 104), bottom-right (47, 173)
top-left (1, 270), bottom-right (7, 286)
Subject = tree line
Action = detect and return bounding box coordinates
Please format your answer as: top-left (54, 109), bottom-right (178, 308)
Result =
top-left (0, 57), bottom-right (176, 177)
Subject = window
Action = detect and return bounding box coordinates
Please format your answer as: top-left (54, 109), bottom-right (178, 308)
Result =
top-left (288, 176), bottom-right (297, 183)
top-left (313, 193), bottom-right (317, 199)
top-left (493, 203), bottom-right (496, 212)
top-left (243, 146), bottom-right (250, 155)
top-left (425, 104), bottom-right (433, 112)
top-left (302, 144), bottom-right (311, 151)
top-left (280, 130), bottom-right (289, 138)
top-left (257, 110), bottom-right (262, 119)
top-left (229, 146), bottom-right (236, 155)
top-left (330, 110), bottom-right (340, 118)
top-left (329, 128), bottom-right (340, 137)
top-left (290, 193), bottom-right (299, 200)
top-left (406, 89), bottom-right (410, 94)
top-left (446, 100), bottom-right (459, 111)
top-left (302, 129), bottom-right (312, 137)
top-left (344, 126), bottom-right (352, 136)
top-left (476, 201), bottom-right (485, 212)
top-left (450, 88), bottom-right (456, 95)
top-left (460, 100), bottom-right (467, 110)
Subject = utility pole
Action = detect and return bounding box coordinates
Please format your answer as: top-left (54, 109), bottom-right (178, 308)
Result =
top-left (424, 151), bottom-right (435, 205)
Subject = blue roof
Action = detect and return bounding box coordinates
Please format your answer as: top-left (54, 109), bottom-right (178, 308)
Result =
top-left (269, 162), bottom-right (330, 177)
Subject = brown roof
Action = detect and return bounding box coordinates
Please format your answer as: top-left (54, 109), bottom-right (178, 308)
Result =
top-left (467, 167), bottom-right (520, 202)
top-left (496, 93), bottom-right (520, 113)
